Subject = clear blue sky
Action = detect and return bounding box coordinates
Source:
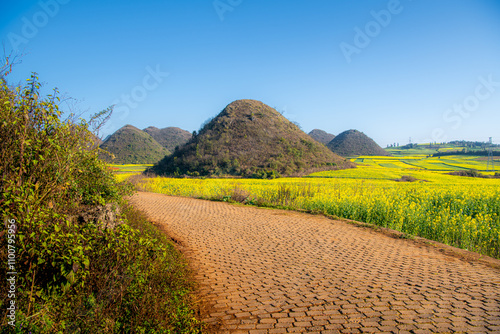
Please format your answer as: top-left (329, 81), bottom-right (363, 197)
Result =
top-left (1, 0), bottom-right (500, 146)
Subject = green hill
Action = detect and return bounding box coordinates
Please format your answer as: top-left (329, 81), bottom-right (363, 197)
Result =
top-left (327, 129), bottom-right (390, 157)
top-left (308, 129), bottom-right (335, 144)
top-left (149, 99), bottom-right (353, 177)
top-left (100, 125), bottom-right (170, 164)
top-left (143, 126), bottom-right (192, 152)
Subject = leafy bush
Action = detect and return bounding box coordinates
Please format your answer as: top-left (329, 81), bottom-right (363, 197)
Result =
top-left (0, 72), bottom-right (201, 332)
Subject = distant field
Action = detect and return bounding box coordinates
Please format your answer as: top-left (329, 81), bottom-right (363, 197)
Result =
top-left (109, 164), bottom-right (152, 173)
top-left (353, 155), bottom-right (498, 173)
top-left (387, 148), bottom-right (438, 156)
top-left (109, 164), bottom-right (151, 182)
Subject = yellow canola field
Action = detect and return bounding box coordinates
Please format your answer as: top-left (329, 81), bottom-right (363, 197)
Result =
top-left (354, 155), bottom-right (497, 172)
top-left (115, 173), bottom-right (140, 183)
top-left (141, 173), bottom-right (500, 259)
top-left (111, 164), bottom-right (151, 182)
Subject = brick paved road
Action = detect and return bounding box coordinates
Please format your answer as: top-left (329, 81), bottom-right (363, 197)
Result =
top-left (130, 192), bottom-right (500, 333)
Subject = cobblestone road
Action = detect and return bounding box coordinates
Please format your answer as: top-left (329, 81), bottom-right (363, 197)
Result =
top-left (130, 192), bottom-right (500, 333)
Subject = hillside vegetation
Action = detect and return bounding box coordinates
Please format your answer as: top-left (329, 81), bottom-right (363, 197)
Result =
top-left (143, 126), bottom-right (192, 152)
top-left (150, 99), bottom-right (353, 177)
top-left (99, 124), bottom-right (170, 164)
top-left (308, 129), bottom-right (335, 144)
top-left (327, 129), bottom-right (390, 157)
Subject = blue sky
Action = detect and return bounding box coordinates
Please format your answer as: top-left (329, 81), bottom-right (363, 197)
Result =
top-left (1, 0), bottom-right (500, 146)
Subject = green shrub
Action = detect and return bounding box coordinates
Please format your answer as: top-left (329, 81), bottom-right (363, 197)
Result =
top-left (1, 75), bottom-right (121, 308)
top-left (0, 72), bottom-right (201, 333)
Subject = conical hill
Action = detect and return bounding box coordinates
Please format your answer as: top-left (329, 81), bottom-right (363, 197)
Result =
top-left (150, 99), bottom-right (353, 177)
top-left (143, 126), bottom-right (192, 152)
top-left (326, 129), bottom-right (390, 157)
top-left (308, 129), bottom-right (335, 144)
top-left (99, 125), bottom-right (170, 164)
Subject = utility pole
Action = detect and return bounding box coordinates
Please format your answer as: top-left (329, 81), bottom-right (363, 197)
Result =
top-left (487, 137), bottom-right (495, 172)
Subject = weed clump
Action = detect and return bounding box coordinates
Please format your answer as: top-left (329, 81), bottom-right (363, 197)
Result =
top-left (394, 175), bottom-right (419, 182)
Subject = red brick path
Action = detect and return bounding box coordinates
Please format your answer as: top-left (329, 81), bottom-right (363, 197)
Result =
top-left (130, 192), bottom-right (500, 333)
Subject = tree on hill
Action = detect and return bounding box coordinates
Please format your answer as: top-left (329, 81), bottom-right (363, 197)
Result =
top-left (149, 99), bottom-right (353, 177)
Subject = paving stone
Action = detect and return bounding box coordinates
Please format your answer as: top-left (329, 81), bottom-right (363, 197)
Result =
top-left (293, 321), bottom-right (312, 327)
top-left (131, 192), bottom-right (500, 333)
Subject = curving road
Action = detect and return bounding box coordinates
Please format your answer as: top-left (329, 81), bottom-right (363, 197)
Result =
top-left (130, 192), bottom-right (500, 334)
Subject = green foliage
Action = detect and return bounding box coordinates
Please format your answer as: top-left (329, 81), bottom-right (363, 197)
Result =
top-left (251, 169), bottom-right (281, 179)
top-left (55, 206), bottom-right (201, 333)
top-left (0, 73), bottom-right (201, 333)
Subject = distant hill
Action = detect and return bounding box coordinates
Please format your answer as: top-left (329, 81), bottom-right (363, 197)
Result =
top-left (327, 129), bottom-right (390, 157)
top-left (143, 126), bottom-right (192, 152)
top-left (308, 129), bottom-right (335, 144)
top-left (149, 99), bottom-right (353, 177)
top-left (99, 125), bottom-right (170, 164)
